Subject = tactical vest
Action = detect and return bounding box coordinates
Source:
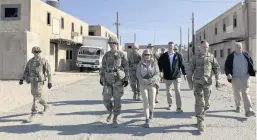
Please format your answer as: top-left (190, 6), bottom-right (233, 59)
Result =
top-left (129, 51), bottom-right (141, 70)
top-left (29, 57), bottom-right (46, 82)
top-left (104, 52), bottom-right (125, 85)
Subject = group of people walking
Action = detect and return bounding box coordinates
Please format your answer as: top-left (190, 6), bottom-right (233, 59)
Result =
top-left (18, 36), bottom-right (256, 133)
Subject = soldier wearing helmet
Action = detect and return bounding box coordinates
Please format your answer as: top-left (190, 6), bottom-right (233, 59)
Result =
top-left (19, 46), bottom-right (52, 123)
top-left (128, 44), bottom-right (141, 101)
top-left (100, 36), bottom-right (129, 128)
top-left (147, 43), bottom-right (160, 103)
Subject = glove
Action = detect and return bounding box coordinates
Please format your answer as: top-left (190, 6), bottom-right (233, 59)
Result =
top-left (100, 80), bottom-right (103, 86)
top-left (19, 80), bottom-right (23, 85)
top-left (183, 75), bottom-right (187, 81)
top-left (215, 80), bottom-right (221, 89)
top-left (123, 81), bottom-right (128, 87)
top-left (48, 83), bottom-right (52, 89)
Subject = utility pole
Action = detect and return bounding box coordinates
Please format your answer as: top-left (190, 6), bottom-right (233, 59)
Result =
top-left (245, 0), bottom-right (250, 52)
top-left (192, 12), bottom-right (195, 55)
top-left (114, 12), bottom-right (120, 39)
top-left (180, 26), bottom-right (182, 52)
top-left (188, 27), bottom-right (190, 62)
top-left (153, 28), bottom-right (156, 45)
top-left (120, 36), bottom-right (121, 45)
top-left (134, 33), bottom-right (136, 43)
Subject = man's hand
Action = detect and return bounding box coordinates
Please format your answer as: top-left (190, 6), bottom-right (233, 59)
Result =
top-left (216, 80), bottom-right (221, 89)
top-left (123, 81), bottom-right (128, 87)
top-left (48, 83), bottom-right (52, 89)
top-left (19, 80), bottom-right (23, 85)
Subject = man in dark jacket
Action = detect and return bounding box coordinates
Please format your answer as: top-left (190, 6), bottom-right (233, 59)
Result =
top-left (225, 42), bottom-right (255, 117)
top-left (158, 41), bottom-right (187, 111)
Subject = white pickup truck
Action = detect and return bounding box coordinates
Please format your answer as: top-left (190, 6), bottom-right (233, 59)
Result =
top-left (76, 36), bottom-right (109, 72)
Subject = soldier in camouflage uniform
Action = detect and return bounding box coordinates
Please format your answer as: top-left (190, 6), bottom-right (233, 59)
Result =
top-left (187, 41), bottom-right (221, 132)
top-left (147, 44), bottom-right (160, 103)
top-left (19, 46), bottom-right (52, 123)
top-left (128, 44), bottom-right (142, 101)
top-left (100, 37), bottom-right (129, 128)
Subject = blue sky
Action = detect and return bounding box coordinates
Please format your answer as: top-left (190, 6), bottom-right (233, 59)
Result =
top-left (56, 0), bottom-right (242, 45)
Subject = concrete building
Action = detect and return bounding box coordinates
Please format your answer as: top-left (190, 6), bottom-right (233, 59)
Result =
top-left (0, 0), bottom-right (90, 79)
top-left (89, 25), bottom-right (117, 38)
top-left (190, 1), bottom-right (256, 71)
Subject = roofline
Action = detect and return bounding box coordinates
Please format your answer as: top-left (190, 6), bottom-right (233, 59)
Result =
top-left (196, 2), bottom-right (243, 33)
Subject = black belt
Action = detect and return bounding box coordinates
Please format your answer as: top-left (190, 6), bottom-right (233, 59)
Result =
top-left (106, 69), bottom-right (117, 72)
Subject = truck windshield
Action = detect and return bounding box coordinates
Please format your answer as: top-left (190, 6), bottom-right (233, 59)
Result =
top-left (78, 47), bottom-right (101, 55)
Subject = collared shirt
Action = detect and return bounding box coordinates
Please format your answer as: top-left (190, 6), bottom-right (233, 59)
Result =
top-left (168, 51), bottom-right (175, 66)
top-left (233, 52), bottom-right (249, 80)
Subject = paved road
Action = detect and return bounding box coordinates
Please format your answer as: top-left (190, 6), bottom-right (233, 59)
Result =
top-left (0, 75), bottom-right (255, 140)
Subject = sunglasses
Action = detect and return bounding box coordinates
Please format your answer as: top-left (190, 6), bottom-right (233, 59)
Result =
top-left (34, 51), bottom-right (40, 53)
top-left (109, 43), bottom-right (118, 45)
top-left (143, 54), bottom-right (151, 56)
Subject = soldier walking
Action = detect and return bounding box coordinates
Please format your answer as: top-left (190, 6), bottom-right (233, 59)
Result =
top-left (19, 46), bottom-right (52, 123)
top-left (128, 44), bottom-right (141, 101)
top-left (100, 37), bottom-right (129, 128)
top-left (187, 41), bottom-right (221, 132)
top-left (147, 44), bottom-right (160, 103)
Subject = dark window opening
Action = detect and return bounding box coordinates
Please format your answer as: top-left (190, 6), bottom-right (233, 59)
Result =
top-left (233, 13), bottom-right (237, 28)
top-left (66, 50), bottom-right (73, 60)
top-left (5, 8), bottom-right (18, 17)
top-left (66, 50), bottom-right (69, 59)
top-left (47, 12), bottom-right (51, 25)
top-left (89, 31), bottom-right (95, 36)
top-left (204, 30), bottom-right (206, 39)
top-left (80, 26), bottom-right (83, 35)
top-left (215, 27), bottom-right (218, 35)
top-left (70, 50), bottom-right (72, 59)
top-left (220, 49), bottom-right (224, 58)
top-left (61, 17), bottom-right (64, 29)
top-left (71, 22), bottom-right (74, 32)
top-left (128, 46), bottom-right (132, 49)
top-left (227, 48), bottom-right (231, 56)
top-left (214, 50), bottom-right (217, 58)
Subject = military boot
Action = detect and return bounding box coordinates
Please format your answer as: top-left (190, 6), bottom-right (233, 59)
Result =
top-left (235, 107), bottom-right (241, 113)
top-left (25, 113), bottom-right (37, 123)
top-left (203, 107), bottom-right (209, 115)
top-left (106, 111), bottom-right (113, 122)
top-left (112, 115), bottom-right (119, 128)
top-left (137, 93), bottom-right (142, 101)
top-left (43, 105), bottom-right (49, 112)
top-left (155, 95), bottom-right (159, 103)
top-left (133, 93), bottom-right (137, 101)
top-left (245, 111), bottom-right (255, 117)
top-left (197, 119), bottom-right (205, 132)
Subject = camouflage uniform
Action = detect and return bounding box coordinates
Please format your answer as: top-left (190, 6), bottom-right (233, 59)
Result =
top-left (147, 44), bottom-right (160, 103)
top-left (100, 37), bottom-right (129, 127)
top-left (19, 46), bottom-right (52, 122)
top-left (187, 52), bottom-right (220, 131)
top-left (128, 44), bottom-right (141, 100)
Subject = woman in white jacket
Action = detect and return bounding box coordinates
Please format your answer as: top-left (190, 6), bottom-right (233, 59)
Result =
top-left (136, 49), bottom-right (160, 128)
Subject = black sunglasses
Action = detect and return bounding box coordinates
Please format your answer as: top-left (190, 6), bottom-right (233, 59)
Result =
top-left (144, 54), bottom-right (151, 56)
top-left (34, 51), bottom-right (40, 53)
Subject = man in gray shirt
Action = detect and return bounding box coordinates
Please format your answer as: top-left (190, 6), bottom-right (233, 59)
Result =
top-left (225, 42), bottom-right (255, 117)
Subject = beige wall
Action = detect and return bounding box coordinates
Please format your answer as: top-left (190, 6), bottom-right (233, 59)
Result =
top-left (89, 25), bottom-right (117, 38)
top-left (30, 0), bottom-right (89, 72)
top-left (0, 0), bottom-right (30, 31)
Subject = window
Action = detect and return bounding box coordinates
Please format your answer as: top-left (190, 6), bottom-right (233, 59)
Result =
top-left (215, 23), bottom-right (218, 35)
top-left (223, 19), bottom-right (226, 32)
top-left (233, 13), bottom-right (237, 28)
top-left (200, 35), bottom-right (201, 41)
top-left (66, 50), bottom-right (72, 60)
top-left (80, 26), bottom-right (83, 35)
top-left (214, 50), bottom-right (217, 58)
top-left (204, 30), bottom-right (206, 39)
top-left (1, 4), bottom-right (21, 20)
top-left (61, 17), bottom-right (64, 29)
top-left (47, 12), bottom-right (51, 25)
top-left (89, 31), bottom-right (95, 36)
top-left (71, 22), bottom-right (74, 32)
top-left (227, 48), bottom-right (231, 56)
top-left (220, 49), bottom-right (224, 58)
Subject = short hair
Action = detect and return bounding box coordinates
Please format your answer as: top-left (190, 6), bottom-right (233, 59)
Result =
top-left (235, 42), bottom-right (243, 48)
top-left (200, 40), bottom-right (209, 46)
top-left (168, 41), bottom-right (174, 45)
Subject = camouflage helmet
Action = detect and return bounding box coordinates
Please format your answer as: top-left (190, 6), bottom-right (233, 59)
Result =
top-left (108, 36), bottom-right (119, 44)
top-left (31, 46), bottom-right (42, 53)
top-left (174, 45), bottom-right (178, 51)
top-left (161, 47), bottom-right (165, 51)
top-left (147, 43), bottom-right (154, 48)
top-left (132, 44), bottom-right (139, 50)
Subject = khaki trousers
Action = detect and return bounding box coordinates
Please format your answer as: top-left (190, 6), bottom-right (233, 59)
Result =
top-left (140, 84), bottom-right (156, 119)
top-left (232, 77), bottom-right (253, 112)
top-left (165, 78), bottom-right (182, 108)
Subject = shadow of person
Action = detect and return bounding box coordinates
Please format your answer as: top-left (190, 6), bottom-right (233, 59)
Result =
top-left (0, 113), bottom-right (29, 123)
